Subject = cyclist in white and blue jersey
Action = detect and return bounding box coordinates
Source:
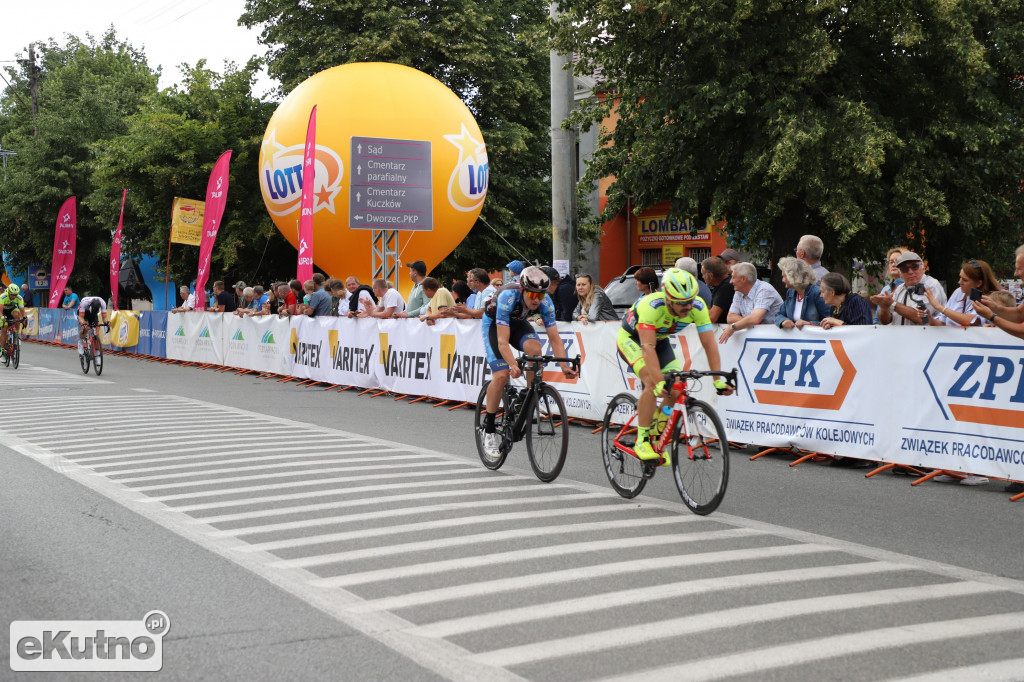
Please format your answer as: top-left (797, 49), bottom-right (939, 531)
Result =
top-left (480, 266), bottom-right (577, 457)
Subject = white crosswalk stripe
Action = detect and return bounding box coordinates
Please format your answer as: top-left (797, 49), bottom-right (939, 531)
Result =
top-left (2, 385), bottom-right (1023, 682)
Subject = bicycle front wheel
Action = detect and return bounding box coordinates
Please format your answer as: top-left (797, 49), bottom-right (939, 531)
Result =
top-left (92, 334), bottom-right (103, 376)
top-left (11, 336), bottom-right (19, 369)
top-left (672, 399), bottom-right (730, 515)
top-left (601, 393), bottom-right (648, 498)
top-left (525, 384), bottom-right (569, 482)
top-left (474, 380), bottom-right (509, 470)
top-left (80, 338), bottom-right (90, 374)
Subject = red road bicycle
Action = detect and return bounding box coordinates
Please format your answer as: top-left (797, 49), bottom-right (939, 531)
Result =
top-left (601, 369), bottom-right (737, 515)
top-left (80, 321), bottom-right (108, 376)
top-left (2, 318), bottom-right (23, 370)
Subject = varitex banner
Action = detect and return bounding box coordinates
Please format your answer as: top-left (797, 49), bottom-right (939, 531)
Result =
top-left (718, 326), bottom-right (1024, 481)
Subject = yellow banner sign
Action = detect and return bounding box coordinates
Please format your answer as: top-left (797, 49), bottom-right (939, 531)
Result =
top-left (170, 197), bottom-right (205, 246)
top-left (108, 310), bottom-right (141, 347)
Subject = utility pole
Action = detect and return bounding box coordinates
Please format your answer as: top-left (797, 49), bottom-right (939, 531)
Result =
top-left (17, 43), bottom-right (40, 136)
top-left (549, 2), bottom-right (575, 273)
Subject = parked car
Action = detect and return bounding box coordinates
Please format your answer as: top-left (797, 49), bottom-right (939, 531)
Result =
top-left (603, 266), bottom-right (665, 318)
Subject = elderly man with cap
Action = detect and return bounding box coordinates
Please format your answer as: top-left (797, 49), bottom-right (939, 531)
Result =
top-left (396, 259), bottom-right (429, 318)
top-left (874, 251), bottom-right (947, 326)
top-left (233, 280), bottom-right (246, 308)
top-left (718, 248), bottom-right (742, 269)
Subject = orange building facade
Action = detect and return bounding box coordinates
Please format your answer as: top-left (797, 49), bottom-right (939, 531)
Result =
top-left (589, 95), bottom-right (730, 286)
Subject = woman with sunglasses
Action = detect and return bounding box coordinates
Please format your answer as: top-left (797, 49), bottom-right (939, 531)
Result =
top-left (876, 251), bottom-right (948, 326)
top-left (574, 273), bottom-right (619, 324)
top-left (478, 266), bottom-right (579, 458)
top-left (926, 259), bottom-right (1001, 327)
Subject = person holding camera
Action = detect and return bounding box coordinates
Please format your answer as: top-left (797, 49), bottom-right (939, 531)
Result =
top-left (874, 251), bottom-right (947, 326)
top-left (926, 259), bottom-right (1000, 327)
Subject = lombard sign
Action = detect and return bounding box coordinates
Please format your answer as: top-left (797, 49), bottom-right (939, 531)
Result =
top-left (736, 338), bottom-right (856, 410)
top-left (924, 342), bottom-right (1024, 430)
top-left (636, 216), bottom-right (711, 244)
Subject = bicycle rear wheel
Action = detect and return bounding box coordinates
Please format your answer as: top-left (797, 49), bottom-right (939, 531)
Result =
top-left (2, 338), bottom-right (10, 368)
top-left (80, 337), bottom-right (90, 374)
top-left (11, 335), bottom-right (19, 369)
top-left (672, 399), bottom-right (730, 515)
top-left (92, 334), bottom-right (103, 376)
top-left (525, 384), bottom-right (569, 482)
top-left (601, 393), bottom-right (648, 498)
top-left (474, 380), bottom-right (509, 470)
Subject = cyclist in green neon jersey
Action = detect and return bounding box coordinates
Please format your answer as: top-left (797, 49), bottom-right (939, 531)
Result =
top-left (617, 268), bottom-right (734, 464)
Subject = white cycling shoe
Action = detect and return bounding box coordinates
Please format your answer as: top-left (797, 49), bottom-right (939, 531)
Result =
top-left (482, 432), bottom-right (501, 458)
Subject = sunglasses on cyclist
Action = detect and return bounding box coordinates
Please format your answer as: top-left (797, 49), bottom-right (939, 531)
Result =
top-left (523, 290), bottom-right (546, 301)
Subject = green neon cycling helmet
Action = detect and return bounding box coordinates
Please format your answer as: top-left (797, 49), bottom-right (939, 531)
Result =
top-left (661, 268), bottom-right (698, 303)
top-left (6, 283), bottom-right (20, 296)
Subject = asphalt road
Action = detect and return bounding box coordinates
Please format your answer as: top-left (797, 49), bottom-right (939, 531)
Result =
top-left (2, 341), bottom-right (1022, 681)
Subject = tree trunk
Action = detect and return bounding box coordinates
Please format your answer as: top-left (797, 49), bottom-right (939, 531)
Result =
top-left (769, 197), bottom-right (806, 293)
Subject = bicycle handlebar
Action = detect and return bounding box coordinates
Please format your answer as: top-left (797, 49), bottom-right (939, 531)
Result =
top-left (668, 368), bottom-right (738, 393)
top-left (516, 354), bottom-right (582, 372)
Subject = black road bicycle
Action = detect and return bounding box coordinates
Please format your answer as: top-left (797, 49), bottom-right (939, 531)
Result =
top-left (474, 354), bottom-right (581, 482)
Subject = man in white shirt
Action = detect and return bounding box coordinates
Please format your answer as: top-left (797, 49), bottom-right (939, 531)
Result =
top-left (362, 279), bottom-right (406, 319)
top-left (171, 285), bottom-right (195, 313)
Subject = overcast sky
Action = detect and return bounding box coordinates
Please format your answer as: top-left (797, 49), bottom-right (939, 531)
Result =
top-left (1, 0), bottom-right (277, 98)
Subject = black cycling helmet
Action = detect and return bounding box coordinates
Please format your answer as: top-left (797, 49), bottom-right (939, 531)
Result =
top-left (519, 265), bottom-right (550, 293)
top-left (89, 299), bottom-right (101, 315)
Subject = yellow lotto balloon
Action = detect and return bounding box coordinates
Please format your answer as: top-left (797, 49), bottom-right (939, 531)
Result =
top-left (259, 63), bottom-right (488, 294)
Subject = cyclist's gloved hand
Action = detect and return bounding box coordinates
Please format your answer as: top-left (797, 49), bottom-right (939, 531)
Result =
top-left (653, 381), bottom-right (666, 398)
top-left (714, 378), bottom-right (730, 394)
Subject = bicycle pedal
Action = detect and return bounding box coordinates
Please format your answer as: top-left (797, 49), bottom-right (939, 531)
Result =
top-left (641, 462), bottom-right (659, 479)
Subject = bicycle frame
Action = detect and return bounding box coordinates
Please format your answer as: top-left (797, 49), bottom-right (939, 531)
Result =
top-left (502, 354), bottom-right (580, 447)
top-left (611, 369), bottom-right (737, 466)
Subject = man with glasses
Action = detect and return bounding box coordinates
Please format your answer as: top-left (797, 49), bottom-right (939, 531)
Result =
top-left (479, 266), bottom-right (578, 457)
top-left (618, 268), bottom-right (733, 464)
top-left (876, 251), bottom-right (947, 326)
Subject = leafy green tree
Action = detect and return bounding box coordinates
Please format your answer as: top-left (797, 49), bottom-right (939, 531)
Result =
top-left (0, 29), bottom-right (158, 295)
top-left (90, 60), bottom-right (295, 290)
top-left (552, 0), bottom-right (1024, 287)
top-left (240, 0), bottom-right (573, 283)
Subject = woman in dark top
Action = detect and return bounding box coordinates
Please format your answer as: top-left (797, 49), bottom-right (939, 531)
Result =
top-left (820, 272), bottom-right (872, 328)
top-left (634, 267), bottom-right (659, 298)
